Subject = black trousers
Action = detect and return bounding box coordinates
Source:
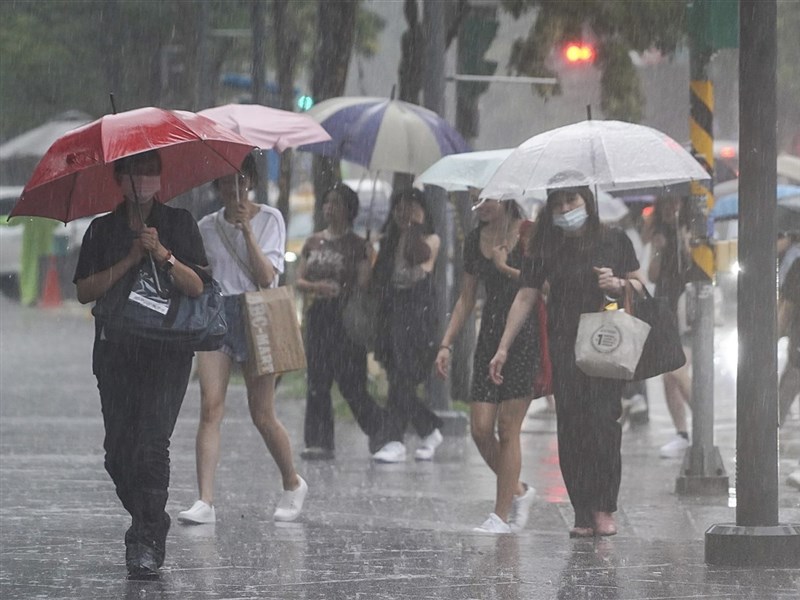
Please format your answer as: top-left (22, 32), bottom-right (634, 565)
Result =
top-left (304, 300), bottom-right (387, 453)
top-left (552, 345), bottom-right (624, 529)
top-left (94, 340), bottom-right (191, 558)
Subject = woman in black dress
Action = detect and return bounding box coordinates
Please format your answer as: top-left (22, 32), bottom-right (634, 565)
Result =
top-left (370, 188), bottom-right (443, 463)
top-left (435, 196), bottom-right (538, 534)
top-left (490, 185), bottom-right (644, 537)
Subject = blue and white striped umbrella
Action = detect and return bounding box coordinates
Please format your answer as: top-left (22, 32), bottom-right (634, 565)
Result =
top-left (299, 96), bottom-right (470, 175)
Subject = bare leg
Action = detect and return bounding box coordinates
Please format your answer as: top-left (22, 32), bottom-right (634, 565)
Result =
top-left (471, 402), bottom-right (526, 512)
top-left (245, 371), bottom-right (300, 491)
top-left (493, 398), bottom-right (532, 522)
top-left (779, 363), bottom-right (800, 426)
top-left (195, 351), bottom-right (232, 505)
top-left (663, 370), bottom-right (689, 432)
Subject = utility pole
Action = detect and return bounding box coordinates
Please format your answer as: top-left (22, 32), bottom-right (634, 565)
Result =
top-left (705, 0), bottom-right (800, 567)
top-left (250, 0), bottom-right (269, 205)
top-left (422, 0), bottom-right (466, 435)
top-left (675, 0), bottom-right (730, 497)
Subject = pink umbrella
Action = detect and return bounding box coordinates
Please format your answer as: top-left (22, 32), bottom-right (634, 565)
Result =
top-left (198, 104), bottom-right (331, 152)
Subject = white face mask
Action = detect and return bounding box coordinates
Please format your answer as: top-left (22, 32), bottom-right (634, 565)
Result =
top-left (121, 175), bottom-right (161, 203)
top-left (553, 205), bottom-right (589, 232)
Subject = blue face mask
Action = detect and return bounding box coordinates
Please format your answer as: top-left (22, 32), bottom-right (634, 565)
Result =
top-left (553, 205), bottom-right (588, 232)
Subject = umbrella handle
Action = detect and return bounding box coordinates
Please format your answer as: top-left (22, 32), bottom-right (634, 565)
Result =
top-left (131, 180), bottom-right (169, 299)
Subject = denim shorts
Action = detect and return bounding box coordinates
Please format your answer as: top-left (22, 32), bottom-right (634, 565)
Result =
top-left (219, 295), bottom-right (249, 364)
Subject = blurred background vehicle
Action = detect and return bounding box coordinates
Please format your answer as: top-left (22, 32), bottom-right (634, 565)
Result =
top-left (0, 185), bottom-right (92, 302)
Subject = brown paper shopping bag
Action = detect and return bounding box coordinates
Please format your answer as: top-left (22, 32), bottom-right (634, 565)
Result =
top-left (241, 286), bottom-right (306, 376)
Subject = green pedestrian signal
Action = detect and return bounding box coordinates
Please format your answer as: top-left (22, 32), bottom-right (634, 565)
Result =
top-left (297, 95), bottom-right (314, 111)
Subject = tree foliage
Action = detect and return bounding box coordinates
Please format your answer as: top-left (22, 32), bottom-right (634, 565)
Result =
top-left (500, 0), bottom-right (685, 123)
top-left (0, 0), bottom-right (383, 142)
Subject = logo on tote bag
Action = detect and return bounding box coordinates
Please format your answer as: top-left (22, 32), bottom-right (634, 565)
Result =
top-left (591, 324), bottom-right (622, 353)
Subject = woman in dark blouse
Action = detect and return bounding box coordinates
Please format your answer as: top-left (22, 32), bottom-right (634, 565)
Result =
top-left (435, 195), bottom-right (538, 534)
top-left (489, 185), bottom-right (644, 538)
top-left (295, 183), bottom-right (387, 459)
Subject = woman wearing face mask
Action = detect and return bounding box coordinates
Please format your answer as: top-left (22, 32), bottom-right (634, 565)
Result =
top-left (179, 155), bottom-right (307, 526)
top-left (74, 150), bottom-right (208, 577)
top-left (370, 188), bottom-right (444, 463)
top-left (435, 194), bottom-right (538, 534)
top-left (489, 182), bottom-right (644, 538)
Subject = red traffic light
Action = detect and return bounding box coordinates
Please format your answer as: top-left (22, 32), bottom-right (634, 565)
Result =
top-left (564, 43), bottom-right (595, 64)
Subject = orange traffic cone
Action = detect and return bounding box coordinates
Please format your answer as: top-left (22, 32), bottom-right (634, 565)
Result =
top-left (40, 256), bottom-right (62, 308)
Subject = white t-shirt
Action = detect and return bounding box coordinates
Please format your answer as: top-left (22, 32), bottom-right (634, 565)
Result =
top-left (198, 205), bottom-right (285, 296)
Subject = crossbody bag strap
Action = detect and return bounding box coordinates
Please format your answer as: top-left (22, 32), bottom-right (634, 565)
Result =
top-left (214, 212), bottom-right (260, 289)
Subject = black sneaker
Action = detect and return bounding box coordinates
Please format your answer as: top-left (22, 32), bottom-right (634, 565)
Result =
top-left (126, 543), bottom-right (160, 579)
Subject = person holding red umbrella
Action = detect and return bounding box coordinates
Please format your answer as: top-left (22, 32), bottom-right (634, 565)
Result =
top-left (73, 150), bottom-right (209, 578)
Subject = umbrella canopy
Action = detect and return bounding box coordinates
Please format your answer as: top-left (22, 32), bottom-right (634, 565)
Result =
top-left (0, 111), bottom-right (94, 186)
top-left (778, 153), bottom-right (800, 184)
top-left (710, 184), bottom-right (800, 220)
top-left (299, 96), bottom-right (470, 175)
top-left (198, 103), bottom-right (331, 152)
top-left (480, 120), bottom-right (711, 201)
top-left (10, 107), bottom-right (256, 223)
top-left (0, 110), bottom-right (93, 160)
top-left (416, 148), bottom-right (513, 192)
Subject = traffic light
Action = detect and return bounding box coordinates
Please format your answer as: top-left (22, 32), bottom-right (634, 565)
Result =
top-left (563, 42), bottom-right (596, 65)
top-left (297, 94), bottom-right (314, 111)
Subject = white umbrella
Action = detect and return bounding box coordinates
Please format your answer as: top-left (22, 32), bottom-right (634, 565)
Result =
top-left (481, 120), bottom-right (711, 201)
top-left (415, 148), bottom-right (513, 191)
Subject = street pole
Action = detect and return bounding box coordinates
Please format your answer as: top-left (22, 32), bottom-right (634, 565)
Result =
top-left (675, 0), bottom-right (728, 497)
top-left (422, 0), bottom-right (466, 435)
top-left (422, 0), bottom-right (449, 411)
top-left (705, 0), bottom-right (800, 566)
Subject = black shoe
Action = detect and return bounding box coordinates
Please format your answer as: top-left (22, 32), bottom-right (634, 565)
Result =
top-left (126, 543), bottom-right (160, 579)
top-left (300, 446), bottom-right (335, 460)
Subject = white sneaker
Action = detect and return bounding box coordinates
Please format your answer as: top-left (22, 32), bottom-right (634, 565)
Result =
top-left (473, 512), bottom-right (512, 534)
top-left (273, 476), bottom-right (308, 522)
top-left (509, 483), bottom-right (536, 532)
top-left (787, 470), bottom-right (800, 491)
top-left (372, 441), bottom-right (407, 463)
top-left (178, 500), bottom-right (216, 524)
top-left (414, 429), bottom-right (443, 461)
top-left (660, 434), bottom-right (690, 458)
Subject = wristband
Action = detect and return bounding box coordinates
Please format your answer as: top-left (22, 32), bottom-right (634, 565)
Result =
top-left (439, 345), bottom-right (452, 352)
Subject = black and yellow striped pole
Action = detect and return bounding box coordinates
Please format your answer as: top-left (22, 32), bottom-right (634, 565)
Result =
top-left (689, 79), bottom-right (716, 280)
top-left (674, 1), bottom-right (728, 496)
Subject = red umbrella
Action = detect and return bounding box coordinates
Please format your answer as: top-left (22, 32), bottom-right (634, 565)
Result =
top-left (198, 104), bottom-right (331, 152)
top-left (10, 107), bottom-right (256, 222)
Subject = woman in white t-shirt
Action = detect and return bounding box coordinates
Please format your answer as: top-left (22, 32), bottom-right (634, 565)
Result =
top-left (178, 155), bottom-right (307, 525)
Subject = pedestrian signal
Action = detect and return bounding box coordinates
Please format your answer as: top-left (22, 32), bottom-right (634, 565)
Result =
top-left (297, 95), bottom-right (314, 111)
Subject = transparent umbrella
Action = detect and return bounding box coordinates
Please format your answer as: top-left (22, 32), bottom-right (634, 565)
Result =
top-left (481, 120), bottom-right (711, 200)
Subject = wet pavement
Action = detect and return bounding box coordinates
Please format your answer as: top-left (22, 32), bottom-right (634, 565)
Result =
top-left (1, 295), bottom-right (799, 599)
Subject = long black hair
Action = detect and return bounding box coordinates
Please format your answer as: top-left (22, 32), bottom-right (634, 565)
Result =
top-left (372, 188), bottom-right (436, 290)
top-left (529, 185), bottom-right (602, 263)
